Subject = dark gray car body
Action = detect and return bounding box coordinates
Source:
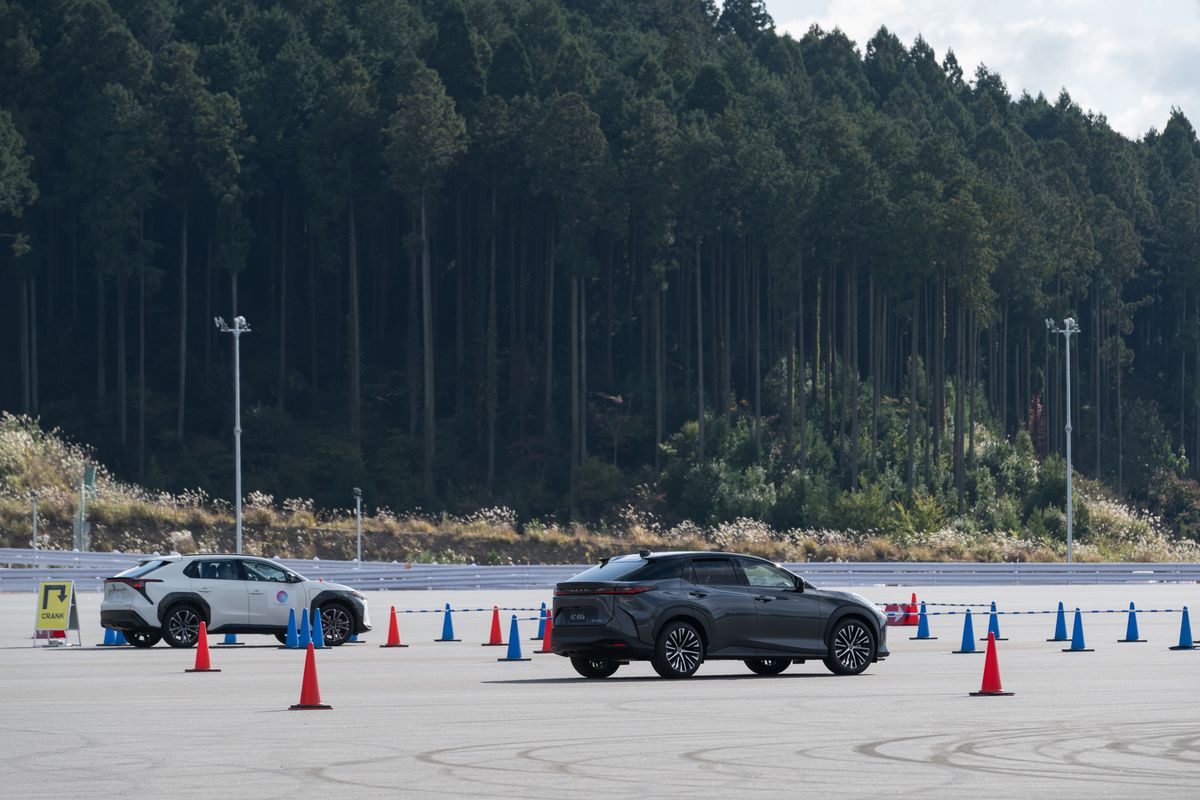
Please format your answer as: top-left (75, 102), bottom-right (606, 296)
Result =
top-left (551, 551), bottom-right (889, 663)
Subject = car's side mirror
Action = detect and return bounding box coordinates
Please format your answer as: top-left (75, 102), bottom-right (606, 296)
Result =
top-left (794, 578), bottom-right (805, 592)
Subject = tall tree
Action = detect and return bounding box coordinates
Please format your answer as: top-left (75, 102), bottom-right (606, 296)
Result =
top-left (385, 63), bottom-right (467, 501)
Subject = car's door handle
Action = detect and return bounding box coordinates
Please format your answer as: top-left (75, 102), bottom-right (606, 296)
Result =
top-left (754, 596), bottom-right (774, 603)
top-left (688, 590), bottom-right (708, 598)
top-left (197, 588), bottom-right (211, 593)
top-left (249, 589), bottom-right (264, 595)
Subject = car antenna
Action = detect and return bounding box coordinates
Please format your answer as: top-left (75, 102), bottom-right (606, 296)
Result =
top-left (639, 549), bottom-right (652, 559)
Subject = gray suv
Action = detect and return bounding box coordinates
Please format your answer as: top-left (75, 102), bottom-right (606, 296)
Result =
top-left (551, 551), bottom-right (888, 679)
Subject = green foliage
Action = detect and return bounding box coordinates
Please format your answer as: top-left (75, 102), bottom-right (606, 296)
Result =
top-left (4, 0), bottom-right (1200, 557)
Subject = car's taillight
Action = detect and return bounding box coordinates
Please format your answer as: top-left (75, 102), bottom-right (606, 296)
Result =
top-left (554, 585), bottom-right (654, 596)
top-left (105, 577), bottom-right (161, 602)
top-left (105, 577), bottom-right (162, 590)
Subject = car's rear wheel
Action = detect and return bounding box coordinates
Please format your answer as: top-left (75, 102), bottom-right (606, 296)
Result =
top-left (162, 604), bottom-right (203, 648)
top-left (570, 656), bottom-right (620, 679)
top-left (744, 657), bottom-right (790, 676)
top-left (652, 621), bottom-right (704, 679)
top-left (125, 630), bottom-right (160, 648)
top-left (319, 602), bottom-right (354, 646)
top-left (823, 618), bottom-right (875, 675)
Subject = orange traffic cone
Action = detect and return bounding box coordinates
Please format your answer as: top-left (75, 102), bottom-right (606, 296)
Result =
top-left (969, 632), bottom-right (1013, 696)
top-left (185, 621), bottom-right (221, 673)
top-left (906, 593), bottom-right (919, 625)
top-left (535, 615), bottom-right (554, 654)
top-left (481, 606), bottom-right (505, 646)
top-left (379, 606), bottom-right (408, 648)
top-left (290, 643), bottom-right (332, 710)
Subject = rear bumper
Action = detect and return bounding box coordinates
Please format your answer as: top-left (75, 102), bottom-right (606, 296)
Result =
top-left (551, 625), bottom-right (654, 659)
top-left (101, 609), bottom-right (157, 633)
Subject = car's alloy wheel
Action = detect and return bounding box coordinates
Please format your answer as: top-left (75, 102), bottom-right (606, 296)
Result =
top-left (163, 605), bottom-right (201, 648)
top-left (570, 656), bottom-right (620, 679)
top-left (744, 657), bottom-right (790, 676)
top-left (824, 620), bottom-right (874, 675)
top-left (125, 630), bottom-right (161, 648)
top-left (652, 621), bottom-right (703, 679)
top-left (319, 603), bottom-right (353, 646)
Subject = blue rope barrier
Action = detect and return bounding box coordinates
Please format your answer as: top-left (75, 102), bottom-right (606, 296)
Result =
top-left (393, 606), bottom-right (547, 614)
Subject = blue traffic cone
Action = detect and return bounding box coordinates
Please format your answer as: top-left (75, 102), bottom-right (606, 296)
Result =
top-left (221, 632), bottom-right (243, 646)
top-left (1118, 602), bottom-right (1145, 642)
top-left (909, 602), bottom-right (937, 640)
top-left (298, 608), bottom-right (312, 648)
top-left (283, 608), bottom-right (299, 648)
top-left (1169, 606), bottom-right (1197, 650)
top-left (436, 603), bottom-right (461, 642)
top-left (312, 611), bottom-right (325, 649)
top-left (498, 615), bottom-right (531, 662)
top-left (114, 629), bottom-right (128, 646)
top-left (531, 602), bottom-right (548, 641)
top-left (981, 601), bottom-right (1007, 641)
top-left (348, 632), bottom-right (361, 643)
top-left (1046, 601), bottom-right (1068, 641)
top-left (96, 628), bottom-right (116, 647)
top-left (952, 609), bottom-right (978, 653)
top-left (1062, 608), bottom-right (1094, 652)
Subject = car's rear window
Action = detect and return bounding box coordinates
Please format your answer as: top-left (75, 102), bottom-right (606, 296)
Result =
top-left (567, 558), bottom-right (647, 582)
top-left (624, 559), bottom-right (683, 581)
top-left (117, 560), bottom-right (168, 578)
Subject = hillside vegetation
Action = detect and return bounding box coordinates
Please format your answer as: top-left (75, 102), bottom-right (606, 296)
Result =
top-left (3, 414), bottom-right (1198, 563)
top-left (3, 2), bottom-right (1200, 557)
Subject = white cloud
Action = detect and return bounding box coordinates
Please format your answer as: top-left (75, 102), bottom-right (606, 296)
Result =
top-left (767, 0), bottom-right (1200, 137)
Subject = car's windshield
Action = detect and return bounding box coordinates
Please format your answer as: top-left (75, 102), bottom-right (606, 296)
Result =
top-left (568, 557), bottom-right (646, 582)
top-left (117, 559), bottom-right (168, 578)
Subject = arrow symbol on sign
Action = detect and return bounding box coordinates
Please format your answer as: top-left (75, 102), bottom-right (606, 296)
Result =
top-left (42, 583), bottom-right (68, 607)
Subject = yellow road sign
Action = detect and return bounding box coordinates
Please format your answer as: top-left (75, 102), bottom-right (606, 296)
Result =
top-left (35, 581), bottom-right (75, 630)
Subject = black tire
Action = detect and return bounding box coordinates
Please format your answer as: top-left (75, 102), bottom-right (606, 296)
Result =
top-left (823, 618), bottom-right (876, 675)
top-left (125, 630), bottom-right (161, 648)
top-left (570, 656), bottom-right (620, 679)
top-left (744, 657), bottom-right (790, 676)
top-left (652, 620), bottom-right (704, 679)
top-left (274, 632), bottom-right (289, 645)
top-left (161, 604), bottom-right (203, 648)
top-left (318, 602), bottom-right (354, 647)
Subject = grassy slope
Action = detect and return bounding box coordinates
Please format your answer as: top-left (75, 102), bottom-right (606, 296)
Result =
top-left (2, 414), bottom-right (1196, 563)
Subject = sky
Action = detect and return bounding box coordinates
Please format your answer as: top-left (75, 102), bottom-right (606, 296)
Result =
top-left (764, 0), bottom-right (1200, 139)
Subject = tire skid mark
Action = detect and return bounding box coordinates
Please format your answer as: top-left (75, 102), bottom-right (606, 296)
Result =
top-left (856, 722), bottom-right (1200, 788)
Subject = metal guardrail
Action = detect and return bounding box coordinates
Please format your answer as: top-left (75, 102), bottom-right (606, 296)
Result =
top-left (2, 548), bottom-right (1200, 592)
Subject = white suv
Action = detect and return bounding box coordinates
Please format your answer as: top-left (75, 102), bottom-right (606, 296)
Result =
top-left (101, 554), bottom-right (371, 648)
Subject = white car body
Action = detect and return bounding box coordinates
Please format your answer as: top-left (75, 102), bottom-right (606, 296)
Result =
top-left (100, 554), bottom-right (370, 647)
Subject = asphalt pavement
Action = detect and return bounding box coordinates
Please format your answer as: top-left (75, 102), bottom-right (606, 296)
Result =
top-left (1, 584), bottom-right (1198, 798)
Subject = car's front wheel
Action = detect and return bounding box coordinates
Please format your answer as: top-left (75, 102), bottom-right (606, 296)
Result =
top-left (823, 618), bottom-right (875, 675)
top-left (162, 604), bottom-right (203, 648)
top-left (318, 602), bottom-right (354, 646)
top-left (744, 657), bottom-right (790, 676)
top-left (652, 621), bottom-right (704, 679)
top-left (125, 630), bottom-right (161, 648)
top-left (570, 656), bottom-right (620, 679)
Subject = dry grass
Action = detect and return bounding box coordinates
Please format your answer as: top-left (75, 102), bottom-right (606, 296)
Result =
top-left (3, 412), bottom-right (1199, 564)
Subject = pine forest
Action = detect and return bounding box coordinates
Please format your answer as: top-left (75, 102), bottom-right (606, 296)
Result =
top-left (4, 0), bottom-right (1200, 560)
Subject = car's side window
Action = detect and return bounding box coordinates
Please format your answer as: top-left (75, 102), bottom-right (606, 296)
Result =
top-left (689, 558), bottom-right (741, 586)
top-left (738, 559), bottom-right (796, 590)
top-left (242, 561), bottom-right (288, 582)
top-left (185, 560), bottom-right (242, 580)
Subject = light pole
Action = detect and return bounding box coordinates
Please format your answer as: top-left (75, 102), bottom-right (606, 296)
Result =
top-left (353, 487), bottom-right (363, 567)
top-left (215, 315), bottom-right (251, 554)
top-left (29, 490), bottom-right (38, 550)
top-left (1046, 317), bottom-right (1081, 564)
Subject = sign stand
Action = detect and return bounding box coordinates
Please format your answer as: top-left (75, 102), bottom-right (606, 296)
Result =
top-left (33, 580), bottom-right (81, 647)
